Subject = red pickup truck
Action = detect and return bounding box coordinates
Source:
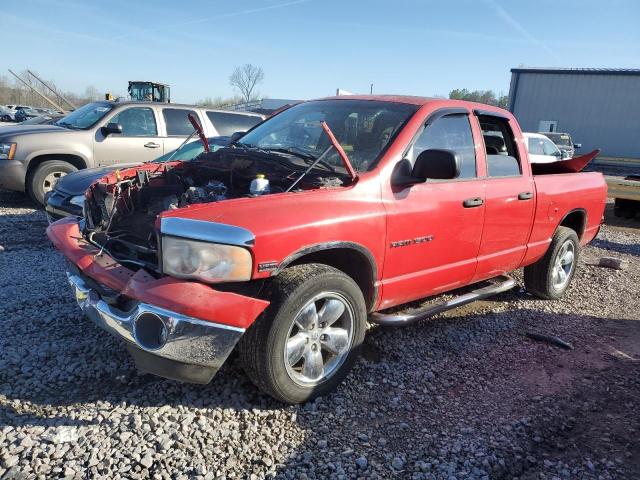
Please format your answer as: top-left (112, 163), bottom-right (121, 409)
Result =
top-left (48, 96), bottom-right (607, 404)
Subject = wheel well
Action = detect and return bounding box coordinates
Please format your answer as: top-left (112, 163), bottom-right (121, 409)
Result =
top-left (286, 248), bottom-right (377, 312)
top-left (27, 154), bottom-right (87, 180)
top-left (559, 209), bottom-right (586, 239)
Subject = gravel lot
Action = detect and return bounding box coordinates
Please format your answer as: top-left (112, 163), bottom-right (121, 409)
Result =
top-left (0, 189), bottom-right (638, 479)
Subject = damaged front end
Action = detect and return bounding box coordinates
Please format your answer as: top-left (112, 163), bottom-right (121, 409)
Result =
top-left (82, 146), bottom-right (350, 275)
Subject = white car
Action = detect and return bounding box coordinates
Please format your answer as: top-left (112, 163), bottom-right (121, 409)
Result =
top-left (523, 132), bottom-right (566, 164)
top-left (0, 106), bottom-right (17, 122)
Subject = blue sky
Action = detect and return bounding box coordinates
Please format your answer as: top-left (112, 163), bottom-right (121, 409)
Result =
top-left (2, 0), bottom-right (639, 103)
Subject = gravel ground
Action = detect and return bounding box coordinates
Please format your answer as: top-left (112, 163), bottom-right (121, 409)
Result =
top-left (0, 189), bottom-right (638, 480)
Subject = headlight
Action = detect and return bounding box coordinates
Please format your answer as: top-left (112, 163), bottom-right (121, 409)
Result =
top-left (162, 236), bottom-right (252, 283)
top-left (0, 143), bottom-right (16, 160)
top-left (70, 195), bottom-right (85, 208)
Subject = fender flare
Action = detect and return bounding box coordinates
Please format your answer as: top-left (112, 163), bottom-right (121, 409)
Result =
top-left (272, 241), bottom-right (379, 309)
top-left (556, 207), bottom-right (587, 239)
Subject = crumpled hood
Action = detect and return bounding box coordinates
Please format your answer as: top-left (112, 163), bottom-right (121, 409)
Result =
top-left (56, 163), bottom-right (140, 195)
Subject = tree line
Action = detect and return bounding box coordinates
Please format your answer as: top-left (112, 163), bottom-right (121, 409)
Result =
top-left (449, 88), bottom-right (509, 109)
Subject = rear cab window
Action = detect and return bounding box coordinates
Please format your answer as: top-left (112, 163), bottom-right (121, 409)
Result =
top-left (162, 108), bottom-right (197, 136)
top-left (479, 115), bottom-right (521, 177)
top-left (206, 111), bottom-right (262, 136)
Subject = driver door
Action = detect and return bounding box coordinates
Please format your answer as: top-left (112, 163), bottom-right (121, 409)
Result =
top-left (93, 107), bottom-right (164, 166)
top-left (380, 111), bottom-right (486, 309)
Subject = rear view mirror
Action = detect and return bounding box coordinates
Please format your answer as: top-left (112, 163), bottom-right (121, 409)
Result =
top-left (101, 122), bottom-right (123, 136)
top-left (230, 131), bottom-right (245, 142)
top-left (413, 149), bottom-right (460, 180)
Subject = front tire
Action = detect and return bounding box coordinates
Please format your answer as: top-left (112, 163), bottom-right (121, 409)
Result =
top-left (524, 226), bottom-right (579, 300)
top-left (239, 264), bottom-right (367, 404)
top-left (27, 160), bottom-right (77, 205)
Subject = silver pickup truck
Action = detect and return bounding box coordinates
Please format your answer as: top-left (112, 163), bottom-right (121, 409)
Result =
top-left (0, 100), bottom-right (263, 204)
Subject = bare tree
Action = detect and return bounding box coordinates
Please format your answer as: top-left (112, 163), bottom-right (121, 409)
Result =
top-left (229, 64), bottom-right (264, 103)
top-left (84, 85), bottom-right (100, 101)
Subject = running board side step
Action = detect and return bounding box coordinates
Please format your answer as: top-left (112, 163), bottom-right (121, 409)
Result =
top-left (369, 275), bottom-right (516, 326)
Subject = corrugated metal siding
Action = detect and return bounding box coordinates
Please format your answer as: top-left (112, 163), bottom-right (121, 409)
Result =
top-left (509, 72), bottom-right (640, 158)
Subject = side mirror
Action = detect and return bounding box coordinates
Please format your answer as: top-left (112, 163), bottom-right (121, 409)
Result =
top-left (230, 131), bottom-right (245, 143)
top-left (413, 149), bottom-right (460, 180)
top-left (391, 158), bottom-right (422, 186)
top-left (101, 122), bottom-right (123, 136)
top-left (391, 149), bottom-right (460, 187)
top-left (574, 143), bottom-right (582, 149)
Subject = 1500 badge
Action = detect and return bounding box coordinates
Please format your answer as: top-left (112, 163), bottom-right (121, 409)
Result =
top-left (390, 235), bottom-right (434, 248)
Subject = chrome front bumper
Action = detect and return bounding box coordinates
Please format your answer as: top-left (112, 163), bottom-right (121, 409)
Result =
top-left (67, 272), bottom-right (245, 383)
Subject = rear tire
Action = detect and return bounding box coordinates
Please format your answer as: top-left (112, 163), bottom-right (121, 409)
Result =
top-left (524, 226), bottom-right (579, 300)
top-left (239, 264), bottom-right (366, 404)
top-left (27, 160), bottom-right (77, 205)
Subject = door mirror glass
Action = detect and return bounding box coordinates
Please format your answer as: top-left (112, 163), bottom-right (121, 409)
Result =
top-left (413, 149), bottom-right (460, 180)
top-left (101, 122), bottom-right (123, 136)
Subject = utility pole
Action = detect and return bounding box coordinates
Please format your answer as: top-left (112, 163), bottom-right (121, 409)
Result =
top-left (27, 69), bottom-right (76, 111)
top-left (370, 83), bottom-right (373, 94)
top-left (8, 69), bottom-right (68, 113)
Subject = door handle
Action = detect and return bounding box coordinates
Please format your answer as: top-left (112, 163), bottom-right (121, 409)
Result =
top-left (518, 191), bottom-right (533, 200)
top-left (463, 197), bottom-right (484, 208)
top-left (144, 142), bottom-right (160, 148)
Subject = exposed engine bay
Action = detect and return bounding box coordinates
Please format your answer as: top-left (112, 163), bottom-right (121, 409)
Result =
top-left (83, 148), bottom-right (348, 272)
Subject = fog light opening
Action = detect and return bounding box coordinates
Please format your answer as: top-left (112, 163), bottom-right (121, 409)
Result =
top-left (134, 313), bottom-right (168, 350)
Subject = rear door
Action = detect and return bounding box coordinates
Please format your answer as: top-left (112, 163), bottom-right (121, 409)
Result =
top-left (380, 109), bottom-right (486, 309)
top-left (473, 113), bottom-right (535, 281)
top-left (93, 106), bottom-right (163, 166)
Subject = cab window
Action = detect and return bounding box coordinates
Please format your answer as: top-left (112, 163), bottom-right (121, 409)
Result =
top-left (527, 137), bottom-right (545, 155)
top-left (408, 114), bottom-right (477, 179)
top-left (542, 137), bottom-right (559, 156)
top-left (109, 107), bottom-right (157, 137)
top-left (479, 116), bottom-right (521, 177)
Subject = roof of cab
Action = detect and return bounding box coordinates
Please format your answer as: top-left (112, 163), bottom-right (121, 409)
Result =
top-left (317, 94), bottom-right (436, 106)
top-left (313, 95), bottom-right (512, 116)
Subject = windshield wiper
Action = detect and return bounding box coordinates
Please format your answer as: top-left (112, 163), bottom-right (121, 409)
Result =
top-left (266, 146), bottom-right (316, 161)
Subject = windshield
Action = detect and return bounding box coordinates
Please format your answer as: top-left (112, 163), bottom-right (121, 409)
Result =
top-left (543, 133), bottom-right (572, 147)
top-left (238, 100), bottom-right (418, 172)
top-left (153, 137), bottom-right (229, 162)
top-left (56, 102), bottom-right (113, 129)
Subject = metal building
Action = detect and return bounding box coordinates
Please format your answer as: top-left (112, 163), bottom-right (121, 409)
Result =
top-left (508, 67), bottom-right (640, 160)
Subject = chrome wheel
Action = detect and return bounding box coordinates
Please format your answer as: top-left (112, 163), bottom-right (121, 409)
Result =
top-left (284, 292), bottom-right (354, 387)
top-left (42, 171), bottom-right (67, 193)
top-left (552, 240), bottom-right (575, 289)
